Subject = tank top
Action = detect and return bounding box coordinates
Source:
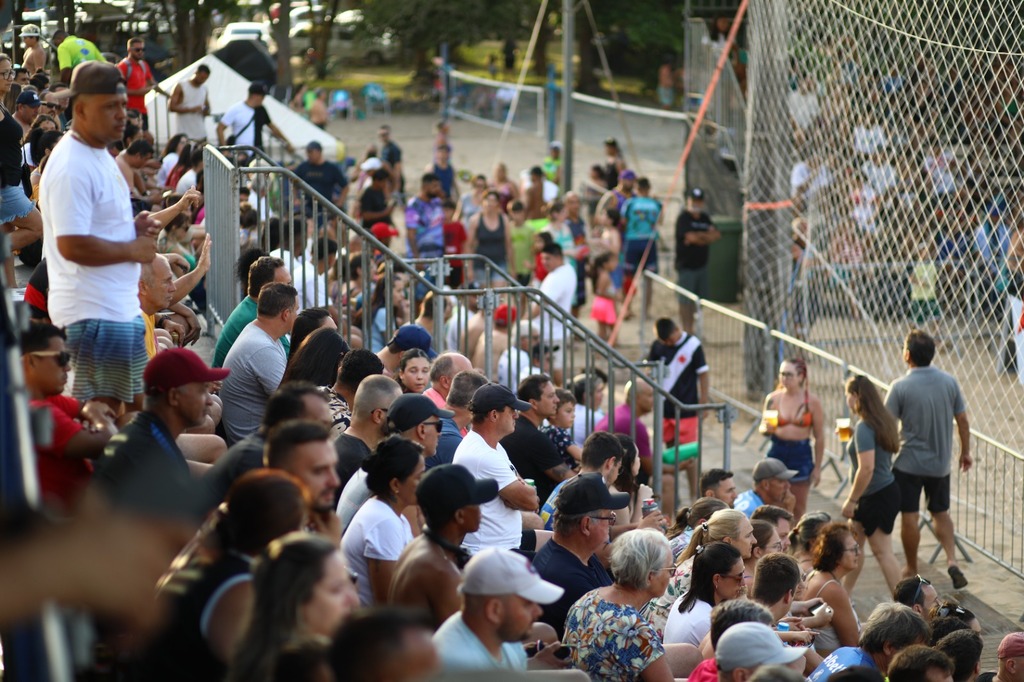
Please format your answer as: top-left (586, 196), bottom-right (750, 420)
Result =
top-left (476, 213), bottom-right (507, 264)
top-left (0, 106), bottom-right (24, 187)
top-left (175, 79), bottom-right (209, 139)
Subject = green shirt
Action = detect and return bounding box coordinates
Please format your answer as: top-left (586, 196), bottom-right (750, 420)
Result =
top-left (509, 222), bottom-right (541, 277)
top-left (213, 297), bottom-right (290, 368)
top-left (56, 35), bottom-right (105, 71)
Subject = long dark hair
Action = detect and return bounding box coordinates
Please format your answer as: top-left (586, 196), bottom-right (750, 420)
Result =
top-left (845, 375), bottom-right (900, 454)
top-left (612, 433), bottom-right (638, 497)
top-left (216, 470), bottom-right (310, 556)
top-left (676, 541), bottom-right (742, 614)
top-left (668, 497), bottom-right (729, 540)
top-left (161, 132), bottom-right (187, 161)
top-left (282, 327), bottom-right (349, 386)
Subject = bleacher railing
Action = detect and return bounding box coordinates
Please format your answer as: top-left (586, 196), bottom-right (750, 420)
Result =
top-left (642, 269), bottom-right (1024, 585)
top-left (203, 144), bottom-right (737, 508)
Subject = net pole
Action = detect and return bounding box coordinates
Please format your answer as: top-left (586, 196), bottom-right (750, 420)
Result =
top-left (493, 0), bottom-right (550, 168)
top-left (607, 0), bottom-right (749, 347)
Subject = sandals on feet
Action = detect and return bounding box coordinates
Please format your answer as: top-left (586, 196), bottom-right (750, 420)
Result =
top-left (948, 565), bottom-right (968, 589)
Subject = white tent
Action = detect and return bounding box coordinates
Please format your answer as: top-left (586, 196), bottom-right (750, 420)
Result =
top-left (144, 54), bottom-right (342, 160)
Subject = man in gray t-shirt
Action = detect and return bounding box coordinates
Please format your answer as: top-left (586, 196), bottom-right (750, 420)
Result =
top-left (220, 283), bottom-right (299, 444)
top-left (885, 330), bottom-right (971, 589)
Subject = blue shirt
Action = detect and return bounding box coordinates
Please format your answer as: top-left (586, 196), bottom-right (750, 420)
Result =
top-left (540, 478), bottom-right (570, 530)
top-left (808, 647), bottom-right (876, 682)
top-left (733, 489), bottom-right (764, 517)
top-left (533, 540), bottom-right (612, 638)
top-left (622, 195), bottom-right (662, 242)
top-left (433, 612), bottom-right (527, 672)
top-left (429, 417), bottom-right (463, 469)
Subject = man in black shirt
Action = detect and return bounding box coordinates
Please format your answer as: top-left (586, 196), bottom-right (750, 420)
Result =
top-left (499, 374), bottom-right (573, 503)
top-left (95, 349), bottom-right (228, 512)
top-left (378, 124), bottom-right (404, 197)
top-left (334, 374), bottom-right (401, 498)
top-left (294, 140), bottom-right (348, 218)
top-left (359, 168), bottom-right (395, 229)
top-left (674, 187), bottom-right (720, 333)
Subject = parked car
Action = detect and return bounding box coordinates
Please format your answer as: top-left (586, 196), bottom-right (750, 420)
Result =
top-left (214, 21), bottom-right (276, 53)
top-left (289, 10), bottom-right (396, 67)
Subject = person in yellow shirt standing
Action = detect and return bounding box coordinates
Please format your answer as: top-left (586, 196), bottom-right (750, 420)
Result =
top-left (51, 30), bottom-right (105, 84)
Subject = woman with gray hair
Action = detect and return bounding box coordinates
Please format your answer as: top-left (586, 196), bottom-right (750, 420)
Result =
top-left (564, 529), bottom-right (700, 681)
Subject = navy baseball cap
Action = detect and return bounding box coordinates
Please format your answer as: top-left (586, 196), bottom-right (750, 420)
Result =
top-left (388, 324), bottom-right (437, 359)
top-left (469, 383), bottom-right (532, 415)
top-left (16, 90), bottom-right (40, 107)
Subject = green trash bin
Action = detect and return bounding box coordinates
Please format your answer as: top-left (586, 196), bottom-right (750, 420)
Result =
top-left (707, 215), bottom-right (741, 303)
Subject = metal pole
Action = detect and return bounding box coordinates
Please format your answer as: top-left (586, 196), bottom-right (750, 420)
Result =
top-left (481, 289), bottom-right (497, 380)
top-left (440, 43), bottom-right (450, 118)
top-left (561, 0), bottom-right (574, 193)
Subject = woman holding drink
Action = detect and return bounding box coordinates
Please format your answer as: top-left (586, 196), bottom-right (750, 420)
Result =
top-left (837, 375), bottom-right (902, 593)
top-left (759, 358), bottom-right (824, 519)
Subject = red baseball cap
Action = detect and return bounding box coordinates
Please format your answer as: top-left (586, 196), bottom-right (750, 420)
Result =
top-left (371, 222), bottom-right (399, 240)
top-left (495, 303), bottom-right (517, 327)
top-left (144, 348), bottom-right (229, 393)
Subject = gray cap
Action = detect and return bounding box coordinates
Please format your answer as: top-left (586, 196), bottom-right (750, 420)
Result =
top-left (752, 458), bottom-right (798, 483)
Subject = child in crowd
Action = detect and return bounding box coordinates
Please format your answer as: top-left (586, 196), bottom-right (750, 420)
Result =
top-left (395, 348), bottom-right (431, 394)
top-left (590, 251), bottom-right (619, 343)
top-left (542, 388), bottom-right (582, 469)
top-left (532, 231), bottom-right (555, 284)
top-left (442, 198), bottom-right (467, 287)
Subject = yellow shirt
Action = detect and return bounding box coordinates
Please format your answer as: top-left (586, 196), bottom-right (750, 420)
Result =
top-left (144, 313), bottom-right (157, 359)
top-left (56, 35), bottom-right (105, 71)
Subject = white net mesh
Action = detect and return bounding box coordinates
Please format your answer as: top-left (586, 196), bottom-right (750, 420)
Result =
top-left (744, 0), bottom-right (1024, 452)
top-left (447, 70), bottom-right (546, 136)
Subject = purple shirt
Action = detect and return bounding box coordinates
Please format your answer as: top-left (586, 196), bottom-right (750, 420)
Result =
top-left (405, 196), bottom-right (445, 257)
top-left (595, 404), bottom-right (652, 461)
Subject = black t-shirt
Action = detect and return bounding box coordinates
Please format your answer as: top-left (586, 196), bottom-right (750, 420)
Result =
top-left (360, 187), bottom-right (390, 228)
top-left (675, 210), bottom-right (715, 270)
top-left (295, 160), bottom-right (347, 206)
top-left (647, 333), bottom-right (708, 419)
top-left (532, 540), bottom-right (612, 638)
top-left (252, 105), bottom-right (272, 150)
top-left (203, 433), bottom-right (265, 508)
top-left (0, 106), bottom-right (24, 187)
top-left (335, 433), bottom-right (372, 502)
top-left (500, 418), bottom-right (564, 503)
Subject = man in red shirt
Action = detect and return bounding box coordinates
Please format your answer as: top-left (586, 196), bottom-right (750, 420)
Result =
top-left (117, 37), bottom-right (167, 133)
top-left (22, 322), bottom-right (117, 512)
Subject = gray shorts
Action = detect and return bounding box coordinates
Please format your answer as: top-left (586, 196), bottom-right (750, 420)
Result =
top-left (677, 266), bottom-right (709, 302)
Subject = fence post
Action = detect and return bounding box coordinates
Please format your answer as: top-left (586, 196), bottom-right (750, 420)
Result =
top-left (651, 361), bottom-right (665, 503)
top-left (639, 274), bottom-right (649, 348)
top-left (433, 258), bottom-right (447, 350)
top-left (721, 403), bottom-right (735, 471)
top-left (481, 288), bottom-right (497, 380)
top-left (546, 64), bottom-right (558, 145)
top-left (762, 327), bottom-right (776, 395)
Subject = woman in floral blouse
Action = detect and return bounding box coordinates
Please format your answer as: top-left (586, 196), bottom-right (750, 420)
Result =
top-left (564, 530), bottom-right (697, 681)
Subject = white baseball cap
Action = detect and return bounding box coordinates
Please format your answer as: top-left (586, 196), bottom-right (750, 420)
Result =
top-left (460, 549), bottom-right (564, 604)
top-left (716, 622), bottom-right (805, 671)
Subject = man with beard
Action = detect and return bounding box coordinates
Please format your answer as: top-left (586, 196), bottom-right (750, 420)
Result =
top-left (405, 172), bottom-right (445, 259)
top-left (265, 419), bottom-right (342, 541)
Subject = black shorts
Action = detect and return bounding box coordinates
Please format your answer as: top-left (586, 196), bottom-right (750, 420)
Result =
top-left (853, 479), bottom-right (901, 535)
top-left (893, 469), bottom-right (950, 513)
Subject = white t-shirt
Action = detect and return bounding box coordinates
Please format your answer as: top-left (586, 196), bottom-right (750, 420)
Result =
top-left (497, 347), bottom-right (537, 389)
top-left (452, 430), bottom-right (521, 553)
top-left (433, 612), bottom-right (528, 672)
top-left (220, 101), bottom-right (259, 148)
top-left (336, 469), bottom-right (371, 533)
top-left (538, 262), bottom-right (577, 344)
top-left (41, 134), bottom-right (142, 326)
top-left (341, 497), bottom-right (413, 606)
top-left (293, 259), bottom-right (328, 309)
top-left (156, 152), bottom-right (178, 187)
top-left (175, 168), bottom-right (198, 194)
top-left (663, 597), bottom-right (713, 646)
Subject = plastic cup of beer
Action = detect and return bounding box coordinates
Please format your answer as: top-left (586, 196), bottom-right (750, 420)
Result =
top-left (763, 410), bottom-right (779, 429)
top-left (836, 418), bottom-right (852, 442)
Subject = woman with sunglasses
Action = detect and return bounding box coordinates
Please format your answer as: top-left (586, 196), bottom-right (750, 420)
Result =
top-left (341, 435), bottom-right (424, 605)
top-left (664, 541), bottom-right (745, 646)
top-left (839, 375), bottom-right (902, 593)
top-left (0, 53), bottom-right (44, 256)
top-left (760, 357), bottom-right (825, 519)
top-left (803, 522), bottom-right (861, 656)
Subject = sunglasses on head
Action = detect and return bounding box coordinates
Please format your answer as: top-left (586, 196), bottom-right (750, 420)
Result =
top-left (912, 574), bottom-right (931, 605)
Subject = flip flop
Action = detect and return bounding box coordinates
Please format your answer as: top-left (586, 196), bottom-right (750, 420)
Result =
top-left (948, 565), bottom-right (968, 589)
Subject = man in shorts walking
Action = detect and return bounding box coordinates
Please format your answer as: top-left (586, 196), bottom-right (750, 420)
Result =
top-left (885, 330), bottom-right (971, 588)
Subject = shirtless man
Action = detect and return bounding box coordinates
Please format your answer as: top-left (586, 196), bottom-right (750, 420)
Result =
top-left (20, 25), bottom-right (47, 75)
top-left (388, 464), bottom-right (498, 628)
top-left (524, 166), bottom-right (547, 227)
top-left (115, 139), bottom-right (161, 205)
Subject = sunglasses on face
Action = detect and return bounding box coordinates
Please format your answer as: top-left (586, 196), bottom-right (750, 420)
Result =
top-left (30, 350), bottom-right (71, 366)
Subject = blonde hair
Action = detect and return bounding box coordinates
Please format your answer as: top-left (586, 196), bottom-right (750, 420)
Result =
top-left (679, 508), bottom-right (748, 563)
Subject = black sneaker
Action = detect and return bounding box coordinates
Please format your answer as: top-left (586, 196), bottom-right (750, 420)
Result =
top-left (948, 565), bottom-right (968, 589)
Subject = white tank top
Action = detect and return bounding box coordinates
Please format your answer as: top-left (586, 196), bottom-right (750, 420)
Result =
top-left (175, 79), bottom-right (208, 139)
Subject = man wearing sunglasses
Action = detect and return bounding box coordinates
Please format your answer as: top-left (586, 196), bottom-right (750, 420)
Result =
top-left (22, 322), bottom-right (117, 510)
top-left (893, 574), bottom-right (939, 620)
top-left (116, 37), bottom-right (168, 133)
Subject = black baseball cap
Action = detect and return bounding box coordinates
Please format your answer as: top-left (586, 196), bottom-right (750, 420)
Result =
top-left (555, 473), bottom-right (630, 515)
top-left (248, 81), bottom-right (269, 96)
top-left (387, 394), bottom-right (454, 432)
top-left (417, 464), bottom-right (498, 520)
top-left (69, 62), bottom-right (126, 97)
top-left (469, 383), bottom-right (532, 415)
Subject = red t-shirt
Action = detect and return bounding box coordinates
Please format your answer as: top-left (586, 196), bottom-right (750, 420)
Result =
top-left (534, 252), bottom-right (548, 281)
top-left (31, 395), bottom-right (92, 510)
top-left (687, 658), bottom-right (718, 682)
top-left (117, 58), bottom-right (152, 114)
top-left (443, 221), bottom-right (467, 268)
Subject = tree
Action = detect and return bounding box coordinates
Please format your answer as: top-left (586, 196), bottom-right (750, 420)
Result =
top-left (264, 0), bottom-right (294, 89)
top-left (361, 0), bottom-right (524, 72)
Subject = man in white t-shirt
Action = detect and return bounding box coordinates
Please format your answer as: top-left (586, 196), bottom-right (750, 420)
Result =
top-left (433, 548), bottom-right (566, 672)
top-left (40, 62), bottom-right (175, 413)
top-left (496, 321), bottom-right (541, 389)
top-left (452, 383), bottom-right (539, 553)
top-left (216, 82), bottom-right (295, 155)
top-left (168, 64), bottom-right (211, 140)
top-left (533, 242), bottom-right (577, 386)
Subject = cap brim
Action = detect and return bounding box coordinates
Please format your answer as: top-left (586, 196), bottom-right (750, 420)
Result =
top-left (519, 579), bottom-right (565, 605)
top-left (201, 367), bottom-right (231, 382)
top-left (470, 478), bottom-right (500, 505)
top-left (512, 397), bottom-right (533, 412)
top-left (426, 348), bottom-right (438, 360)
top-left (606, 490), bottom-right (632, 509)
top-left (778, 469), bottom-right (799, 480)
top-left (433, 407), bottom-right (455, 419)
top-left (765, 645), bottom-right (807, 667)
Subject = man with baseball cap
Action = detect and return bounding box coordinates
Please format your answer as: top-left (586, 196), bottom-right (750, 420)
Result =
top-left (533, 470), bottom-right (630, 638)
top-left (95, 349), bottom-right (228, 501)
top-left (294, 138), bottom-right (349, 218)
top-left (734, 459), bottom-right (798, 517)
top-left (453, 383), bottom-right (539, 553)
top-left (14, 89), bottom-right (40, 134)
top-left (433, 548), bottom-right (566, 672)
top-left (336, 393), bottom-right (452, 530)
top-left (377, 324), bottom-right (437, 374)
top-left (216, 81), bottom-right (294, 155)
top-left (390, 464), bottom-right (499, 628)
top-left (20, 24), bottom-right (47, 75)
top-left (716, 622), bottom-right (805, 682)
top-left (992, 632), bottom-right (1024, 682)
top-left (675, 186), bottom-right (720, 333)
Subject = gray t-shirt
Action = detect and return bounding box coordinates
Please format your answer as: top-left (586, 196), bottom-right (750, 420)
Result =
top-left (847, 420), bottom-right (895, 496)
top-left (884, 366), bottom-right (966, 476)
top-left (220, 322), bottom-right (287, 444)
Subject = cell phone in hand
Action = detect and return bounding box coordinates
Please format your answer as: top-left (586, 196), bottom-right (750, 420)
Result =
top-left (811, 603), bottom-right (834, 617)
top-left (554, 645), bottom-right (573, 660)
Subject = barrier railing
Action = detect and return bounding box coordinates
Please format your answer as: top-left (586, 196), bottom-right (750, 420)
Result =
top-left (642, 269), bottom-right (1024, 585)
top-left (203, 144), bottom-right (737, 509)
